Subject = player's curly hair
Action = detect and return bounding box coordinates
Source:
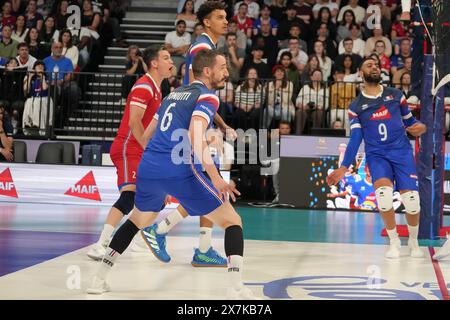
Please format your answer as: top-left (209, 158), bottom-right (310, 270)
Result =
top-left (196, 1), bottom-right (226, 27)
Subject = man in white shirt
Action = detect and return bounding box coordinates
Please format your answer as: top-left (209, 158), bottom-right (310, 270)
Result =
top-left (338, 23), bottom-right (365, 57)
top-left (16, 43), bottom-right (37, 71)
top-left (313, 0), bottom-right (339, 21)
top-left (164, 20), bottom-right (191, 70)
top-left (337, 0), bottom-right (366, 24)
top-left (277, 37), bottom-right (308, 72)
top-left (234, 0), bottom-right (260, 20)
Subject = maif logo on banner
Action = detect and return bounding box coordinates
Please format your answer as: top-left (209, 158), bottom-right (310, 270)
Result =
top-left (65, 171), bottom-right (101, 201)
top-left (0, 168), bottom-right (18, 198)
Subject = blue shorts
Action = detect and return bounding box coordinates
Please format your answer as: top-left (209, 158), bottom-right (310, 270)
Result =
top-left (134, 164), bottom-right (224, 216)
top-left (366, 147), bottom-right (419, 191)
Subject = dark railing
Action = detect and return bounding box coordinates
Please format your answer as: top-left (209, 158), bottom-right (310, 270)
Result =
top-left (0, 69), bottom-right (421, 140)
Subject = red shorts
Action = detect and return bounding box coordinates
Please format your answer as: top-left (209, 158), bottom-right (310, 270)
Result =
top-left (110, 140), bottom-right (143, 190)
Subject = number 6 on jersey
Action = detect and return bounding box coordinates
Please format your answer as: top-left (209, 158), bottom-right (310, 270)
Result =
top-left (160, 102), bottom-right (176, 131)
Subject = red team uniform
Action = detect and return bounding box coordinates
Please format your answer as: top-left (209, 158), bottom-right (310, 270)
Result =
top-left (109, 73), bottom-right (161, 189)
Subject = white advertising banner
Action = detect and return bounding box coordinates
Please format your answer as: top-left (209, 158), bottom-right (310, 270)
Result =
top-left (0, 163), bottom-right (229, 208)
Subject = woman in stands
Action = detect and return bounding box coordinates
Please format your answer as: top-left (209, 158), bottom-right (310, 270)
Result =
top-left (312, 7), bottom-right (336, 43)
top-left (59, 29), bottom-right (79, 70)
top-left (55, 0), bottom-right (70, 30)
top-left (300, 54), bottom-right (321, 85)
top-left (121, 45), bottom-right (148, 103)
top-left (12, 15), bottom-right (29, 43)
top-left (39, 16), bottom-right (59, 54)
top-left (336, 9), bottom-right (356, 44)
top-left (25, 27), bottom-right (48, 60)
top-left (176, 0), bottom-right (198, 33)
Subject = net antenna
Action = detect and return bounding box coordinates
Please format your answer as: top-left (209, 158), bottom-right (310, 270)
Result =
top-left (432, 0), bottom-right (450, 95)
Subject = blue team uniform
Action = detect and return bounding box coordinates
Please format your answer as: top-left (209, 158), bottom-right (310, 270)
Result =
top-left (342, 87), bottom-right (419, 191)
top-left (184, 33), bottom-right (216, 85)
top-left (135, 81), bottom-right (223, 215)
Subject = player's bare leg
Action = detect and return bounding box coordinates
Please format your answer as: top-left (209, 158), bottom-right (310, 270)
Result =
top-left (87, 184), bottom-right (137, 260)
top-left (87, 207), bottom-right (158, 294)
top-left (374, 178), bottom-right (401, 259)
top-left (204, 201), bottom-right (257, 299)
top-left (400, 189), bottom-right (424, 258)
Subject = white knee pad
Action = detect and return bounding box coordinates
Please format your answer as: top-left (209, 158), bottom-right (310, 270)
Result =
top-left (401, 191), bottom-right (420, 215)
top-left (375, 186), bottom-right (394, 212)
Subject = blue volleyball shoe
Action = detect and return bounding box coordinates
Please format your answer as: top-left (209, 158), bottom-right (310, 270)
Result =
top-left (191, 247), bottom-right (227, 267)
top-left (141, 224), bottom-right (171, 263)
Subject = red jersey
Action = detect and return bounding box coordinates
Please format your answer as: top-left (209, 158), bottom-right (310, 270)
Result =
top-left (112, 73), bottom-right (161, 156)
top-left (231, 15), bottom-right (253, 35)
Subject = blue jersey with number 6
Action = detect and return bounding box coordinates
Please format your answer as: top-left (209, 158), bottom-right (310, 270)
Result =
top-left (348, 86), bottom-right (417, 153)
top-left (140, 80), bottom-right (219, 179)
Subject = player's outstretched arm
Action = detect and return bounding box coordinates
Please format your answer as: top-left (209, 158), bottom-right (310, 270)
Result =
top-left (189, 115), bottom-right (240, 202)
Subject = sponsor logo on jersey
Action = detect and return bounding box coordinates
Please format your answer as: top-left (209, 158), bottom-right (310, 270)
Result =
top-left (0, 168), bottom-right (18, 198)
top-left (65, 171), bottom-right (101, 201)
top-left (383, 95), bottom-right (394, 102)
top-left (370, 105), bottom-right (391, 120)
top-left (361, 104), bottom-right (369, 110)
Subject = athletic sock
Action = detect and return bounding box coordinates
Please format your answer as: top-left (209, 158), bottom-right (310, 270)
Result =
top-left (98, 224), bottom-right (115, 247)
top-left (156, 209), bottom-right (184, 234)
top-left (408, 224), bottom-right (419, 243)
top-left (97, 247), bottom-right (121, 280)
top-left (228, 255), bottom-right (244, 290)
top-left (199, 227), bottom-right (212, 253)
top-left (386, 227), bottom-right (399, 241)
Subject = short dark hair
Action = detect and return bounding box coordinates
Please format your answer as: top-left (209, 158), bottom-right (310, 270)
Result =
top-left (192, 49), bottom-right (224, 78)
top-left (17, 42), bottom-right (28, 50)
top-left (143, 44), bottom-right (167, 68)
top-left (225, 32), bottom-right (237, 39)
top-left (176, 19), bottom-right (186, 26)
top-left (343, 37), bottom-right (353, 44)
top-left (197, 1), bottom-right (226, 27)
top-left (279, 120), bottom-right (291, 127)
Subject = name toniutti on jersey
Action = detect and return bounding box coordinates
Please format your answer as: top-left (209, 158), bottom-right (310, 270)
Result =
top-left (167, 92), bottom-right (192, 101)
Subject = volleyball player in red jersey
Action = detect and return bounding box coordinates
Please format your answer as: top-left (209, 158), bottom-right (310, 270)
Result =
top-left (87, 45), bottom-right (174, 260)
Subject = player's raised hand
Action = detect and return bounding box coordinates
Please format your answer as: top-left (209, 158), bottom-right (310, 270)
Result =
top-left (211, 176), bottom-right (241, 202)
top-left (326, 167), bottom-right (347, 186)
top-left (406, 122), bottom-right (426, 137)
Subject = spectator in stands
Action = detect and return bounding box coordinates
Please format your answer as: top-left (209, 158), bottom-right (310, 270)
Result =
top-left (295, 68), bottom-right (329, 134)
top-left (1, 1), bottom-right (16, 29)
top-left (217, 19), bottom-right (247, 50)
top-left (390, 38), bottom-right (411, 76)
top-left (43, 41), bottom-right (78, 121)
top-left (292, 0), bottom-right (313, 26)
top-left (59, 29), bottom-right (79, 70)
top-left (338, 23), bottom-right (364, 57)
top-left (218, 32), bottom-right (245, 84)
top-left (39, 16), bottom-right (59, 54)
top-left (312, 6), bottom-right (337, 41)
top-left (329, 68), bottom-right (356, 134)
top-left (241, 44), bottom-right (270, 79)
top-left (164, 19), bottom-right (191, 70)
top-left (331, 118), bottom-right (343, 130)
top-left (300, 54), bottom-right (320, 84)
top-left (234, 0), bottom-right (260, 20)
top-left (335, 38), bottom-right (362, 73)
top-left (176, 0), bottom-right (198, 33)
top-left (396, 72), bottom-right (411, 98)
top-left (253, 19), bottom-right (278, 68)
top-left (36, 0), bottom-right (54, 18)
top-left (121, 45), bottom-right (147, 101)
top-left (81, 0), bottom-right (101, 39)
top-left (337, 0), bottom-right (365, 24)
top-left (390, 12), bottom-right (410, 54)
top-left (22, 60), bottom-right (53, 135)
top-left (312, 40), bottom-right (332, 81)
top-left (265, 65), bottom-right (295, 128)
top-left (392, 56), bottom-right (412, 87)
top-left (0, 25), bottom-right (18, 59)
top-left (278, 22), bottom-right (308, 53)
top-left (364, 24), bottom-right (392, 57)
top-left (336, 9), bottom-right (357, 44)
top-left (277, 37), bottom-right (308, 73)
top-left (313, 22), bottom-right (337, 60)
top-left (313, 0), bottom-right (339, 22)
top-left (94, 0), bottom-right (127, 48)
top-left (0, 103), bottom-right (14, 162)
top-left (341, 54), bottom-right (358, 78)
top-left (191, 22), bottom-right (204, 44)
top-left (0, 58), bottom-right (25, 130)
top-left (216, 78), bottom-right (234, 123)
top-left (279, 52), bottom-right (300, 94)
top-left (253, 5), bottom-right (278, 37)
top-left (25, 27), bottom-right (48, 60)
top-left (278, 4), bottom-right (305, 41)
top-left (232, 2), bottom-right (253, 39)
top-left (11, 15), bottom-right (28, 44)
top-left (55, 0), bottom-right (70, 30)
top-left (373, 39), bottom-right (391, 80)
top-left (16, 42), bottom-right (37, 71)
top-left (269, 0), bottom-right (287, 24)
top-left (11, 0), bottom-right (27, 16)
top-left (233, 67), bottom-right (263, 130)
top-left (25, 0), bottom-right (44, 31)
